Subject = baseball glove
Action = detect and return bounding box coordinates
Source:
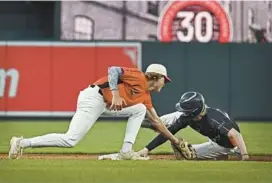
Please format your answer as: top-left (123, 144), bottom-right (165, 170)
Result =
top-left (171, 137), bottom-right (197, 160)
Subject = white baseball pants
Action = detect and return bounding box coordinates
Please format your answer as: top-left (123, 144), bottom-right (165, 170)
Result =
top-left (20, 86), bottom-right (146, 149)
top-left (159, 111), bottom-right (240, 160)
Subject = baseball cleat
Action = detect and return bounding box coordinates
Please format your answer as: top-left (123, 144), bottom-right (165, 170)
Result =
top-left (117, 150), bottom-right (150, 160)
top-left (98, 151), bottom-right (150, 160)
top-left (137, 148), bottom-right (149, 157)
top-left (98, 153), bottom-right (120, 160)
top-left (8, 136), bottom-right (23, 159)
top-left (98, 154), bottom-right (119, 160)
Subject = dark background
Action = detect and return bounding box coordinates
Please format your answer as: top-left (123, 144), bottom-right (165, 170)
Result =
top-left (0, 1), bottom-right (59, 40)
top-left (142, 43), bottom-right (272, 120)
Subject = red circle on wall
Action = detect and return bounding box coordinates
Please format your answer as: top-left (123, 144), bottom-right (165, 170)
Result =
top-left (158, 0), bottom-right (233, 43)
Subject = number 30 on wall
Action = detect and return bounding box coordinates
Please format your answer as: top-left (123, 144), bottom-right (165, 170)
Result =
top-left (158, 1), bottom-right (232, 43)
top-left (177, 11), bottom-right (213, 43)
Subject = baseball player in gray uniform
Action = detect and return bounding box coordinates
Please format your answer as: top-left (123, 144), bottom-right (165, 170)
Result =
top-left (138, 92), bottom-right (249, 160)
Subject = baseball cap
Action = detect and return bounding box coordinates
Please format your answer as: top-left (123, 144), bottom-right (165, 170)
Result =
top-left (145, 64), bottom-right (172, 82)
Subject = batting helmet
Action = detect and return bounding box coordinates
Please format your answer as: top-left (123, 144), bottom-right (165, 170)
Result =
top-left (175, 92), bottom-right (206, 118)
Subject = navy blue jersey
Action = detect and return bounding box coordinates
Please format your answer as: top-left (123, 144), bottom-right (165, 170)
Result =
top-left (146, 107), bottom-right (240, 151)
top-left (178, 107), bottom-right (240, 148)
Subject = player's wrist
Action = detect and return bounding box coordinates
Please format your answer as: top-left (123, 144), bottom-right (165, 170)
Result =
top-left (171, 136), bottom-right (179, 145)
top-left (111, 90), bottom-right (120, 97)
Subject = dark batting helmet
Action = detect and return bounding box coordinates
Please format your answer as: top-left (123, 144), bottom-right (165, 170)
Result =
top-left (175, 92), bottom-right (206, 118)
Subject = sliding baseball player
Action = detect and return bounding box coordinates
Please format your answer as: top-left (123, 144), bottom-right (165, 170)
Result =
top-left (138, 91), bottom-right (249, 161)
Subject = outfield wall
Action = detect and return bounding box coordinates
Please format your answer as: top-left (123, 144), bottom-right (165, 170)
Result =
top-left (142, 43), bottom-right (272, 120)
top-left (0, 41), bottom-right (141, 117)
top-left (0, 41), bottom-right (271, 120)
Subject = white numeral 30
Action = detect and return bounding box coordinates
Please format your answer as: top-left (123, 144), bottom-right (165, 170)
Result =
top-left (177, 11), bottom-right (213, 42)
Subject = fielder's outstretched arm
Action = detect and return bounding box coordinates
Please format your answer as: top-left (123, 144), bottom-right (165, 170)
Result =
top-left (146, 108), bottom-right (181, 145)
top-left (145, 118), bottom-right (188, 151)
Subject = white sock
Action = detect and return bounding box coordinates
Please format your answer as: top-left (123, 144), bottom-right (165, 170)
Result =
top-left (20, 139), bottom-right (31, 149)
top-left (121, 142), bottom-right (133, 153)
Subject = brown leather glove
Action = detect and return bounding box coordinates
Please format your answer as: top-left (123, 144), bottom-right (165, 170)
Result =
top-left (171, 137), bottom-right (197, 160)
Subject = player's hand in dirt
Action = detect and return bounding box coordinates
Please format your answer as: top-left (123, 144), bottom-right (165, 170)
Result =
top-left (241, 154), bottom-right (249, 161)
top-left (110, 91), bottom-right (127, 111)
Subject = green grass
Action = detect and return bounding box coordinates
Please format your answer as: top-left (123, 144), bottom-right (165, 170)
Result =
top-left (0, 160), bottom-right (271, 183)
top-left (0, 121), bottom-right (271, 154)
top-left (0, 121), bottom-right (271, 183)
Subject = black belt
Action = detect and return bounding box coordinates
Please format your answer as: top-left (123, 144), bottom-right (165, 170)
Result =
top-left (90, 85), bottom-right (103, 96)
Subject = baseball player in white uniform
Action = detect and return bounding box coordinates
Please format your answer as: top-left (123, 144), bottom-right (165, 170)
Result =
top-left (9, 64), bottom-right (183, 160)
